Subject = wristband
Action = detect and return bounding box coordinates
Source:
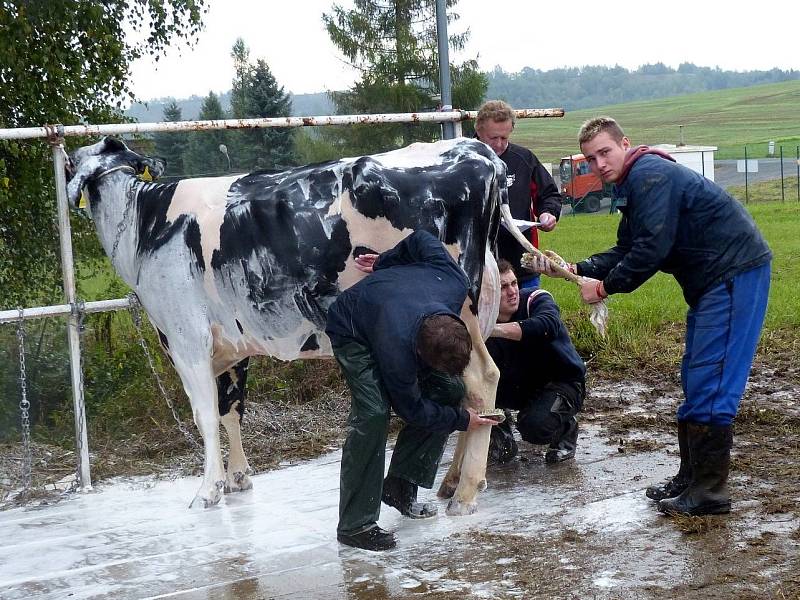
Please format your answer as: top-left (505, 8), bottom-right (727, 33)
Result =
top-left (595, 280), bottom-right (608, 299)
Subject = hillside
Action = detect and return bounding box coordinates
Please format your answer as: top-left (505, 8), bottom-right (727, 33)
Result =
top-left (511, 80), bottom-right (800, 161)
top-left (125, 63), bottom-right (798, 124)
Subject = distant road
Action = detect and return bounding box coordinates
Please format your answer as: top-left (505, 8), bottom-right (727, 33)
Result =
top-left (715, 158), bottom-right (799, 189)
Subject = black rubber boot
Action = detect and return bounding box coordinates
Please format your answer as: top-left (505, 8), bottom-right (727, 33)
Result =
top-left (488, 410), bottom-right (518, 464)
top-left (658, 423), bottom-right (733, 516)
top-left (545, 415), bottom-right (579, 463)
top-left (337, 524), bottom-right (397, 551)
top-left (382, 475), bottom-right (438, 519)
top-left (646, 421), bottom-right (691, 501)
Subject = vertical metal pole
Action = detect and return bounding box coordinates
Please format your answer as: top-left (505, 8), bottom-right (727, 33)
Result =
top-left (780, 146), bottom-right (785, 202)
top-left (796, 146), bottom-right (799, 202)
top-left (744, 146), bottom-right (749, 204)
top-left (435, 0), bottom-right (454, 140)
top-left (49, 133), bottom-right (92, 490)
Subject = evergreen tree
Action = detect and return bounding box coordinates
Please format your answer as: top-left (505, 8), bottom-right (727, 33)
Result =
top-left (228, 39), bottom-right (295, 170)
top-left (322, 0), bottom-right (487, 154)
top-left (182, 92), bottom-right (231, 176)
top-left (152, 99), bottom-right (188, 177)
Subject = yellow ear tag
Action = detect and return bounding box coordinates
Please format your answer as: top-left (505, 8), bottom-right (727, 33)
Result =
top-left (79, 190), bottom-right (88, 209)
top-left (140, 165), bottom-right (153, 181)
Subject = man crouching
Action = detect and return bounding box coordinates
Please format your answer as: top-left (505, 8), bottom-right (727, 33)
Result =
top-left (486, 260), bottom-right (586, 464)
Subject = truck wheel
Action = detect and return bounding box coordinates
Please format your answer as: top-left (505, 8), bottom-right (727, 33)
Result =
top-left (585, 193), bottom-right (601, 213)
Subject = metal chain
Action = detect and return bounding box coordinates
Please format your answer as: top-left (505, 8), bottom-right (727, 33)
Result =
top-left (110, 180), bottom-right (136, 265)
top-left (15, 309), bottom-right (32, 491)
top-left (71, 299), bottom-right (87, 493)
top-left (127, 293), bottom-right (202, 451)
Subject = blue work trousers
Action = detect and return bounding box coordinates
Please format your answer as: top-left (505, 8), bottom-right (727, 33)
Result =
top-left (677, 263), bottom-right (771, 426)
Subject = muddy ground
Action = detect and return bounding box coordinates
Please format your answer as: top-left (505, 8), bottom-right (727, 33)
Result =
top-left (1, 355), bottom-right (799, 599)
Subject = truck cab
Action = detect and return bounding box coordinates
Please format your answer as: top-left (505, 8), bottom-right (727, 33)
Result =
top-left (559, 154), bottom-right (613, 213)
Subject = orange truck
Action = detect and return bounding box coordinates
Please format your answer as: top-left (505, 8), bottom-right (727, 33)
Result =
top-left (558, 154), bottom-right (614, 213)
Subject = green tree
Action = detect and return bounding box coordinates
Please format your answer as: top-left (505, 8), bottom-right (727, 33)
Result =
top-left (228, 39), bottom-right (295, 170)
top-left (181, 92), bottom-right (230, 176)
top-left (0, 0), bottom-right (207, 307)
top-left (322, 0), bottom-right (487, 154)
top-left (153, 99), bottom-right (189, 178)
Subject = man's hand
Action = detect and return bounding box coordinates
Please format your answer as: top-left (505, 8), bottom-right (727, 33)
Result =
top-left (466, 408), bottom-right (497, 430)
top-left (579, 277), bottom-right (608, 304)
top-left (354, 253), bottom-right (379, 273)
top-left (538, 212), bottom-right (557, 232)
top-left (522, 252), bottom-right (574, 279)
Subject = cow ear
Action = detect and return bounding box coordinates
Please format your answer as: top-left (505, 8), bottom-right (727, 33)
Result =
top-left (66, 167), bottom-right (89, 208)
top-left (138, 156), bottom-right (166, 180)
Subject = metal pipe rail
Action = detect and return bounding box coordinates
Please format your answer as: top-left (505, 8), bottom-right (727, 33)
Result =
top-left (0, 108), bottom-right (564, 141)
top-left (1, 107), bottom-right (565, 492)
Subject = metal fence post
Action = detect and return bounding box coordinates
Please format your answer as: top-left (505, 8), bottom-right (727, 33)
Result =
top-left (779, 145), bottom-right (785, 202)
top-left (48, 128), bottom-right (92, 491)
top-left (744, 146), bottom-right (749, 204)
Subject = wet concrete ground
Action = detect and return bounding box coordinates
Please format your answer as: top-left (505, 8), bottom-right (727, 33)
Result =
top-left (1, 378), bottom-right (798, 599)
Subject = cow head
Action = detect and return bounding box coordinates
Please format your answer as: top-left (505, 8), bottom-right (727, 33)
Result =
top-left (66, 137), bottom-right (166, 208)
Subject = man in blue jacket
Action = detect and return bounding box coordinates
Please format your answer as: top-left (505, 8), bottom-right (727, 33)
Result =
top-left (486, 260), bottom-right (586, 464)
top-left (533, 117), bottom-right (771, 517)
top-left (326, 230), bottom-right (495, 551)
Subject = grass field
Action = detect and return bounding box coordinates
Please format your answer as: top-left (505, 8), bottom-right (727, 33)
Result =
top-left (538, 201), bottom-right (800, 376)
top-left (509, 80), bottom-right (800, 163)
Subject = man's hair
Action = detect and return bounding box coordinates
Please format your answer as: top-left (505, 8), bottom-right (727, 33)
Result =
top-left (417, 314), bottom-right (472, 375)
top-left (578, 116), bottom-right (626, 146)
top-left (497, 258), bottom-right (514, 275)
top-left (476, 100), bottom-right (515, 129)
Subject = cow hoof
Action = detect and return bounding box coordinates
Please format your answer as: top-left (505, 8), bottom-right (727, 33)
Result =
top-left (224, 472), bottom-right (253, 494)
top-left (189, 481), bottom-right (225, 508)
top-left (437, 481), bottom-right (457, 500)
top-left (446, 498), bottom-right (478, 516)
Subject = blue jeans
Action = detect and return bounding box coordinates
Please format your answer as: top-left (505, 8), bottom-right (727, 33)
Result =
top-left (677, 263), bottom-right (771, 426)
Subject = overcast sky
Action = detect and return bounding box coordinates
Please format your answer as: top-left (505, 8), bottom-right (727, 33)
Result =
top-left (129, 0), bottom-right (800, 103)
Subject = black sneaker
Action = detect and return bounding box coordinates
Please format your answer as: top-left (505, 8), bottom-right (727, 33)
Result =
top-left (545, 416), bottom-right (578, 463)
top-left (488, 410), bottom-right (518, 464)
top-left (382, 475), bottom-right (438, 519)
top-left (337, 524), bottom-right (397, 551)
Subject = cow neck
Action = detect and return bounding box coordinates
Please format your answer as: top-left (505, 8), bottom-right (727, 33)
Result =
top-left (106, 173), bottom-right (140, 268)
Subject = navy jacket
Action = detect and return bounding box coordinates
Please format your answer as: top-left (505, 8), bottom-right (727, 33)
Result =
top-left (326, 231), bottom-right (471, 432)
top-left (577, 154), bottom-right (772, 306)
top-left (486, 290), bottom-right (585, 408)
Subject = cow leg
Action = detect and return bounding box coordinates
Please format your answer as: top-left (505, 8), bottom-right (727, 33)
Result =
top-left (442, 304), bottom-right (499, 516)
top-left (437, 430), bottom-right (467, 499)
top-left (217, 359), bottom-right (253, 493)
top-left (171, 354), bottom-right (226, 509)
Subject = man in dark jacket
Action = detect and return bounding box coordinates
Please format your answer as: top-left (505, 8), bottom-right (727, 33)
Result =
top-left (533, 116), bottom-right (771, 517)
top-left (325, 230), bottom-right (495, 551)
top-left (475, 100), bottom-right (563, 290)
top-left (486, 260), bottom-right (586, 464)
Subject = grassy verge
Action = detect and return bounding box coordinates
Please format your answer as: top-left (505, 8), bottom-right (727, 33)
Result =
top-left (539, 201), bottom-right (800, 378)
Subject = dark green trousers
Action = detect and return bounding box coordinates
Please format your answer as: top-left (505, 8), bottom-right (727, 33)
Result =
top-left (334, 340), bottom-right (465, 535)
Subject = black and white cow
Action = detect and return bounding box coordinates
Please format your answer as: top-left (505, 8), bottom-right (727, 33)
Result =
top-left (65, 136), bottom-right (531, 514)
